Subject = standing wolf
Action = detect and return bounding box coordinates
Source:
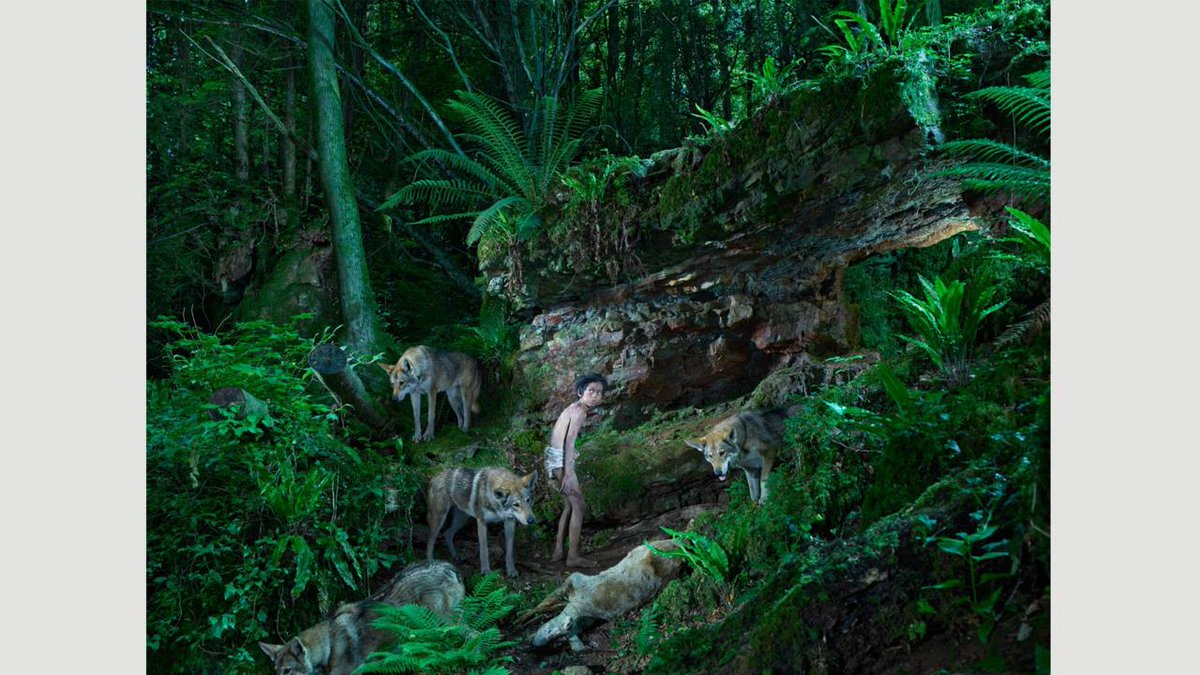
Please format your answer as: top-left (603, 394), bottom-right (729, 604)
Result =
top-left (378, 345), bottom-right (481, 442)
top-left (426, 466), bottom-right (537, 577)
top-left (258, 560), bottom-right (465, 675)
top-left (686, 409), bottom-right (788, 505)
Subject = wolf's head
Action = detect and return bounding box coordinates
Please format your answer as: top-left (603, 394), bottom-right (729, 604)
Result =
top-left (377, 355), bottom-right (423, 400)
top-left (259, 635), bottom-right (318, 675)
top-left (686, 425), bottom-right (742, 481)
top-left (493, 471), bottom-right (538, 525)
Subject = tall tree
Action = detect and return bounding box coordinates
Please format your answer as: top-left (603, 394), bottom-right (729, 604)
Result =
top-left (308, 0), bottom-right (383, 355)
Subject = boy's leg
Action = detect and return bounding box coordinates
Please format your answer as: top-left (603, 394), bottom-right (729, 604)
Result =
top-left (551, 497), bottom-right (571, 562)
top-left (550, 468), bottom-right (570, 562)
top-left (565, 491), bottom-right (595, 568)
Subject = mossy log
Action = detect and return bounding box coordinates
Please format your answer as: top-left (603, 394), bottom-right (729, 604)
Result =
top-left (307, 344), bottom-right (392, 431)
top-left (208, 387), bottom-right (270, 421)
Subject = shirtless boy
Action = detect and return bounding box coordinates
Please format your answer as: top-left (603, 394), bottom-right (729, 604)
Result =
top-left (545, 373), bottom-right (608, 568)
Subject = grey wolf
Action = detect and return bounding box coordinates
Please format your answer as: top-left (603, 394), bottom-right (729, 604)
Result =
top-left (546, 373), bottom-right (608, 567)
top-left (685, 408), bottom-right (788, 505)
top-left (258, 560), bottom-right (465, 675)
top-left (526, 539), bottom-right (685, 651)
top-left (426, 466), bottom-right (537, 577)
top-left (378, 345), bottom-right (481, 442)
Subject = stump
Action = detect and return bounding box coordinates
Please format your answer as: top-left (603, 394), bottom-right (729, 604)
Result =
top-left (208, 387), bottom-right (270, 421)
top-left (307, 344), bottom-right (392, 432)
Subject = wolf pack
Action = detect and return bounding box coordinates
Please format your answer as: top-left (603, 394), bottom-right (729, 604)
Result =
top-left (260, 343), bottom-right (789, 673)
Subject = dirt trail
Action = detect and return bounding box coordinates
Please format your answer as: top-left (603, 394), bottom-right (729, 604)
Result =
top-left (431, 503), bottom-right (724, 674)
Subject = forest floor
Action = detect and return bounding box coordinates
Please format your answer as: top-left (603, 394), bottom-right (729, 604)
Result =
top-left (419, 502), bottom-right (725, 674)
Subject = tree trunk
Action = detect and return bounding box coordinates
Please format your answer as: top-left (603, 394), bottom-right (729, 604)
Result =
top-left (283, 57), bottom-right (298, 231)
top-left (307, 344), bottom-right (392, 432)
top-left (307, 0), bottom-right (385, 357)
top-left (232, 42), bottom-right (250, 183)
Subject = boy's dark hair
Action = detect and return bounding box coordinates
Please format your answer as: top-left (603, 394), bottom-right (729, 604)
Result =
top-left (574, 373), bottom-right (608, 396)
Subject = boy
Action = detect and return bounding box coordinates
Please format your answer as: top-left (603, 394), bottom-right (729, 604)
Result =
top-left (545, 373), bottom-right (608, 567)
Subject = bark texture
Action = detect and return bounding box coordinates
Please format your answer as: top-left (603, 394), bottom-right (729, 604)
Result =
top-left (307, 0), bottom-right (384, 356)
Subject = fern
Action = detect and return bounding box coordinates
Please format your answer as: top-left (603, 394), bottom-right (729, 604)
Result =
top-left (380, 88), bottom-right (601, 290)
top-left (890, 274), bottom-right (1008, 387)
top-left (635, 602), bottom-right (663, 655)
top-left (994, 299), bottom-right (1049, 348)
top-left (647, 527), bottom-right (730, 585)
top-left (361, 573), bottom-right (519, 674)
top-left (936, 68), bottom-right (1050, 205)
top-left (993, 207), bottom-right (1050, 348)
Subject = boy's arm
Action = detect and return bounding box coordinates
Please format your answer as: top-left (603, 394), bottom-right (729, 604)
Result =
top-left (560, 407), bottom-right (585, 493)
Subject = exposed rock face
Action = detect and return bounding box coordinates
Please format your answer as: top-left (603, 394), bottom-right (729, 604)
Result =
top-left (513, 70), bottom-right (978, 429)
top-left (235, 229), bottom-right (338, 333)
top-left (517, 171), bottom-right (975, 429)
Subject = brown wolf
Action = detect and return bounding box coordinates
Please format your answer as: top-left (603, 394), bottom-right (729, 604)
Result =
top-left (685, 409), bottom-right (788, 505)
top-left (258, 560), bottom-right (465, 675)
top-left (426, 466), bottom-right (537, 577)
top-left (378, 345), bottom-right (481, 442)
top-left (526, 539), bottom-right (685, 651)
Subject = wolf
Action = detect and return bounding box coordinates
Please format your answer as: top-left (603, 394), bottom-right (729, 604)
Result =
top-left (258, 560), bottom-right (465, 675)
top-left (685, 408), bottom-right (788, 505)
top-left (426, 466), bottom-right (537, 577)
top-left (526, 539), bottom-right (685, 651)
top-left (378, 345), bottom-right (482, 442)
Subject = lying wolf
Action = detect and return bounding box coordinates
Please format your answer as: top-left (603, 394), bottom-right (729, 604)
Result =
top-left (378, 345), bottom-right (482, 442)
top-left (258, 560), bottom-right (465, 675)
top-left (426, 466), bottom-right (537, 577)
top-left (686, 408), bottom-right (788, 505)
top-left (526, 539), bottom-right (685, 651)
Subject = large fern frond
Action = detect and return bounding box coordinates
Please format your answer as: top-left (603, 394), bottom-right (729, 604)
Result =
top-left (938, 139), bottom-right (1048, 168)
top-left (391, 179), bottom-right (499, 211)
top-left (401, 148), bottom-right (506, 193)
top-left (994, 299), bottom-right (1050, 348)
top-left (466, 196), bottom-right (526, 246)
top-left (936, 164), bottom-right (1050, 203)
top-left (448, 92), bottom-right (535, 194)
top-left (969, 85), bottom-right (1050, 137)
top-left (456, 572), bottom-right (518, 632)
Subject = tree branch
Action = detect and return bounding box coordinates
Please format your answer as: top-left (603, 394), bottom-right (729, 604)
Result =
top-left (192, 33), bottom-right (318, 161)
top-left (412, 0), bottom-right (473, 93)
top-left (333, 0), bottom-right (467, 159)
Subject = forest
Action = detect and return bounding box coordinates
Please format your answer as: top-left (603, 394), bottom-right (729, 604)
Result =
top-left (146, 0), bottom-right (1051, 672)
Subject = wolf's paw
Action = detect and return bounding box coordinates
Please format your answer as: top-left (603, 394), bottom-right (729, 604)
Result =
top-left (420, 430), bottom-right (435, 442)
top-left (565, 556), bottom-right (597, 569)
top-left (505, 567), bottom-right (519, 578)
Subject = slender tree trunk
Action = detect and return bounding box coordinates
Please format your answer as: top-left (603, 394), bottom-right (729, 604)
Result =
top-left (232, 42), bottom-right (250, 183)
top-left (308, 0), bottom-right (384, 356)
top-left (605, 1), bottom-right (621, 132)
top-left (283, 57), bottom-right (298, 231)
top-left (623, 0), bottom-right (640, 148)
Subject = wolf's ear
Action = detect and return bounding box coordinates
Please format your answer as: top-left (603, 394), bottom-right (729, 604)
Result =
top-left (376, 361), bottom-right (394, 374)
top-left (400, 358), bottom-right (412, 373)
top-left (523, 471), bottom-right (537, 490)
top-left (685, 439), bottom-right (706, 453)
top-left (258, 641), bottom-right (283, 659)
top-left (286, 637), bottom-right (308, 660)
top-left (728, 424), bottom-right (742, 444)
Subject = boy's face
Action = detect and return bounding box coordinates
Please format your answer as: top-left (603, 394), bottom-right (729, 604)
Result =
top-left (579, 382), bottom-right (605, 407)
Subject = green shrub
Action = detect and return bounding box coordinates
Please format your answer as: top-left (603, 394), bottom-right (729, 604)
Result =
top-left (360, 573), bottom-right (520, 674)
top-left (146, 317), bottom-right (408, 673)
